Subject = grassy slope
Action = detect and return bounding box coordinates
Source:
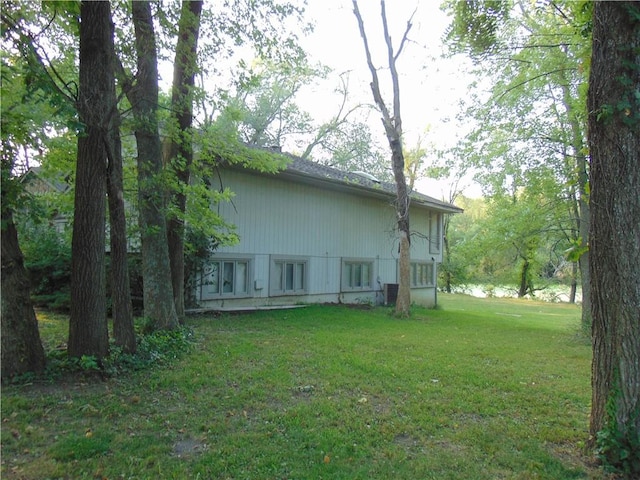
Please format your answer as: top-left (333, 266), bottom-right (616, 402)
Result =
top-left (1, 294), bottom-right (602, 479)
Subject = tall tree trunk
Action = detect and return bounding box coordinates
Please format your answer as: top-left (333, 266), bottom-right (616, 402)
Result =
top-left (391, 142), bottom-right (411, 315)
top-left (1, 207), bottom-right (46, 380)
top-left (443, 215), bottom-right (452, 294)
top-left (560, 78), bottom-right (591, 329)
top-left (578, 193), bottom-right (593, 324)
top-left (353, 0), bottom-right (414, 316)
top-left (587, 1), bottom-right (640, 468)
top-left (568, 261), bottom-right (577, 304)
top-left (576, 160), bottom-right (591, 329)
top-left (106, 105), bottom-right (136, 353)
top-left (68, 0), bottom-right (112, 359)
top-left (129, 1), bottom-right (178, 331)
top-left (165, 0), bottom-right (203, 320)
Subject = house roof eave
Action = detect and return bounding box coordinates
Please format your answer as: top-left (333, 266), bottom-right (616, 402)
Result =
top-left (223, 151), bottom-right (464, 215)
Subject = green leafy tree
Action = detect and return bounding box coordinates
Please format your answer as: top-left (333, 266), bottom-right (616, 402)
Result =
top-left (444, 0), bottom-right (592, 326)
top-left (160, 0), bottom-right (309, 317)
top-left (403, 130), bottom-right (433, 192)
top-left (120, 0), bottom-right (179, 331)
top-left (439, 195), bottom-right (485, 291)
top-left (164, 0), bottom-right (203, 319)
top-left (314, 115), bottom-right (389, 181)
top-left (422, 147), bottom-right (472, 293)
top-left (222, 62), bottom-right (388, 180)
top-left (225, 59), bottom-right (319, 148)
top-left (3, 1), bottom-right (137, 354)
top-left (445, 0), bottom-right (640, 471)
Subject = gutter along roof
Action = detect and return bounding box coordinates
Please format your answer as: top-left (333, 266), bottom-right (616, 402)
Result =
top-left (231, 153), bottom-right (463, 215)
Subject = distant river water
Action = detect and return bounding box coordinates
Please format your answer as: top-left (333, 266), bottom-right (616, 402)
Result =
top-left (450, 284), bottom-right (582, 304)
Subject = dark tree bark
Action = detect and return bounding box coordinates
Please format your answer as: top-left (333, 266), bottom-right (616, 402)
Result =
top-left (1, 206), bottom-right (46, 380)
top-left (165, 0), bottom-right (203, 320)
top-left (68, 0), bottom-right (112, 359)
top-left (587, 1), bottom-right (640, 467)
top-left (353, 0), bottom-right (414, 316)
top-left (129, 1), bottom-right (178, 331)
top-left (106, 92), bottom-right (136, 352)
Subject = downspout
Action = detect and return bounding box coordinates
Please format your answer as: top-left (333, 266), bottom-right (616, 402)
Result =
top-left (433, 256), bottom-right (438, 308)
top-left (435, 268), bottom-right (438, 307)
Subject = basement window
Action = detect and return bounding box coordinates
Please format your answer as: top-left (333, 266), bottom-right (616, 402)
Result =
top-left (342, 259), bottom-right (374, 291)
top-left (201, 259), bottom-right (250, 299)
top-left (271, 257), bottom-right (308, 296)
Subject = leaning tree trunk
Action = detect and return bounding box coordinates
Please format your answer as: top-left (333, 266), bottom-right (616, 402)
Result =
top-left (165, 0), bottom-right (203, 320)
top-left (1, 208), bottom-right (46, 380)
top-left (587, 1), bottom-right (640, 469)
top-left (68, 0), bottom-right (112, 359)
top-left (129, 1), bottom-right (178, 331)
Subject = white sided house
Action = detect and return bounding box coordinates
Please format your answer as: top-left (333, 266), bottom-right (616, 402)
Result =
top-left (196, 156), bottom-right (462, 310)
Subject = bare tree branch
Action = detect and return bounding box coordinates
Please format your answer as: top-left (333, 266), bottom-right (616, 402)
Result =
top-left (352, 0), bottom-right (392, 130)
top-left (393, 6), bottom-right (416, 61)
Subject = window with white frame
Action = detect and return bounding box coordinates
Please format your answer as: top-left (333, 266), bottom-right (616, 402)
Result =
top-left (411, 262), bottom-right (435, 287)
top-left (271, 257), bottom-right (308, 295)
top-left (201, 259), bottom-right (250, 299)
top-left (429, 212), bottom-right (442, 254)
top-left (342, 259), bottom-right (374, 291)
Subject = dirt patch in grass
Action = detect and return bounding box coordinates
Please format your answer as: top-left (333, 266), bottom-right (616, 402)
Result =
top-left (172, 437), bottom-right (207, 457)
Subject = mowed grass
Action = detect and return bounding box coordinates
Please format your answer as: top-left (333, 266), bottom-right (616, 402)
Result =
top-left (1, 293), bottom-right (602, 479)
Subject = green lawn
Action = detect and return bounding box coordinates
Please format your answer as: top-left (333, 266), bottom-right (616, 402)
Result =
top-left (2, 293), bottom-right (605, 479)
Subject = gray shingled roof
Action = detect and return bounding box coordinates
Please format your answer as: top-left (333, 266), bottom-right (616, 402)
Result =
top-left (282, 156), bottom-right (463, 214)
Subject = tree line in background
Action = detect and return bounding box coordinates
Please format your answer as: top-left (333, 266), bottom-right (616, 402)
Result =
top-left (1, 0), bottom-right (637, 475)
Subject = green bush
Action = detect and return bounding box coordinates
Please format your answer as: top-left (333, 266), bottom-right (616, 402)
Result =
top-left (102, 325), bottom-right (194, 376)
top-left (8, 319), bottom-right (194, 385)
top-left (21, 225), bottom-right (71, 311)
top-left (596, 405), bottom-right (640, 477)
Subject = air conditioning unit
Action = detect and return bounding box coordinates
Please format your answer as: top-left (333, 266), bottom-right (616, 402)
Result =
top-left (383, 283), bottom-right (399, 306)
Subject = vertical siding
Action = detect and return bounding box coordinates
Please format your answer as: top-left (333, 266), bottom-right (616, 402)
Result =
top-left (202, 169), bottom-right (439, 308)
top-left (215, 170), bottom-right (404, 259)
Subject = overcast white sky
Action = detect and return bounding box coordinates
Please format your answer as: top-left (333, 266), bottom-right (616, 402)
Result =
top-left (294, 0), bottom-right (480, 198)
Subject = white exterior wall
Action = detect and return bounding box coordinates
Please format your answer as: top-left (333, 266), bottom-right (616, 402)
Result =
top-left (197, 169), bottom-right (442, 309)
